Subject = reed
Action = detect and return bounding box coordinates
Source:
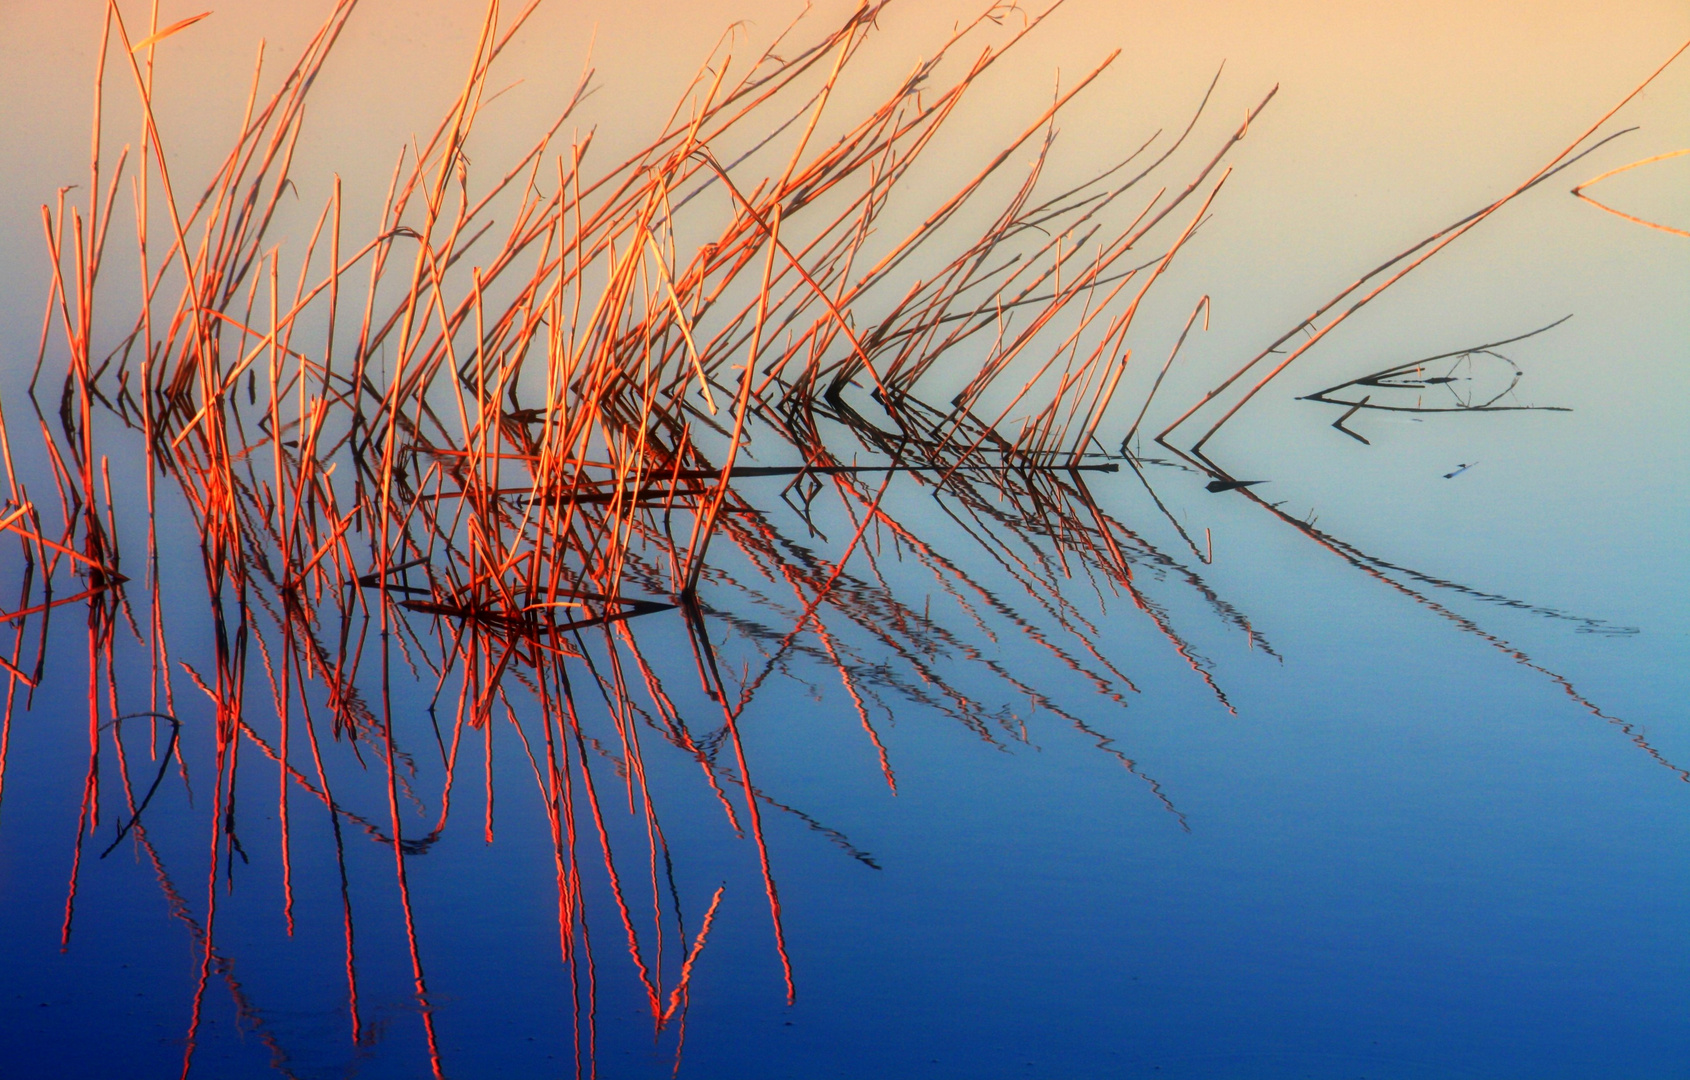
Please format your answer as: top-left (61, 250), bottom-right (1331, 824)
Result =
top-left (4, 2), bottom-right (1676, 1076)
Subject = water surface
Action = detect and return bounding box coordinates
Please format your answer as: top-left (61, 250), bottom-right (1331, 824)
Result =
top-left (0, 4), bottom-right (1687, 1079)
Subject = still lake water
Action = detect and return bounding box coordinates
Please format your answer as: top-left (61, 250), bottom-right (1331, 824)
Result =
top-left (1, 3), bottom-right (1687, 1078)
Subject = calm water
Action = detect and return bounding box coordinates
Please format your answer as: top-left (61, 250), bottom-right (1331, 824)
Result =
top-left (1, 3), bottom-right (1687, 1078)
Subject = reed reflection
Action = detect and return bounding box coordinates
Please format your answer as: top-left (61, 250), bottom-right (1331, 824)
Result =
top-left (1, 3), bottom-right (1682, 1077)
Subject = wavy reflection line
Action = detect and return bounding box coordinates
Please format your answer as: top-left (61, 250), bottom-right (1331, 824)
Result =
top-left (1240, 488), bottom-right (1690, 782)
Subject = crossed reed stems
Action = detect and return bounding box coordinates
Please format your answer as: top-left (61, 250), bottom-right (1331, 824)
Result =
top-left (0, 3), bottom-right (1682, 1076)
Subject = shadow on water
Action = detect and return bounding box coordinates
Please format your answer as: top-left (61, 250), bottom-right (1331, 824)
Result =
top-left (1, 2), bottom-right (1686, 1077)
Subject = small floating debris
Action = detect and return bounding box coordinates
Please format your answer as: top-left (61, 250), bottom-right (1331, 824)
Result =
top-left (1442, 462), bottom-right (1477, 479)
top-left (1299, 316), bottom-right (1574, 445)
top-left (1205, 479), bottom-right (1265, 493)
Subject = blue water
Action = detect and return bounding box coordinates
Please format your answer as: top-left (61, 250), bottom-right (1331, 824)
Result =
top-left (2, 446), bottom-right (1687, 1079)
top-left (2, 4), bottom-right (1688, 1078)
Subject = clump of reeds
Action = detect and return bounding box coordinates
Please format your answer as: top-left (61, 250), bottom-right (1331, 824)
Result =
top-left (0, 1), bottom-right (1278, 1065)
top-left (5, 2), bottom-right (1683, 1075)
